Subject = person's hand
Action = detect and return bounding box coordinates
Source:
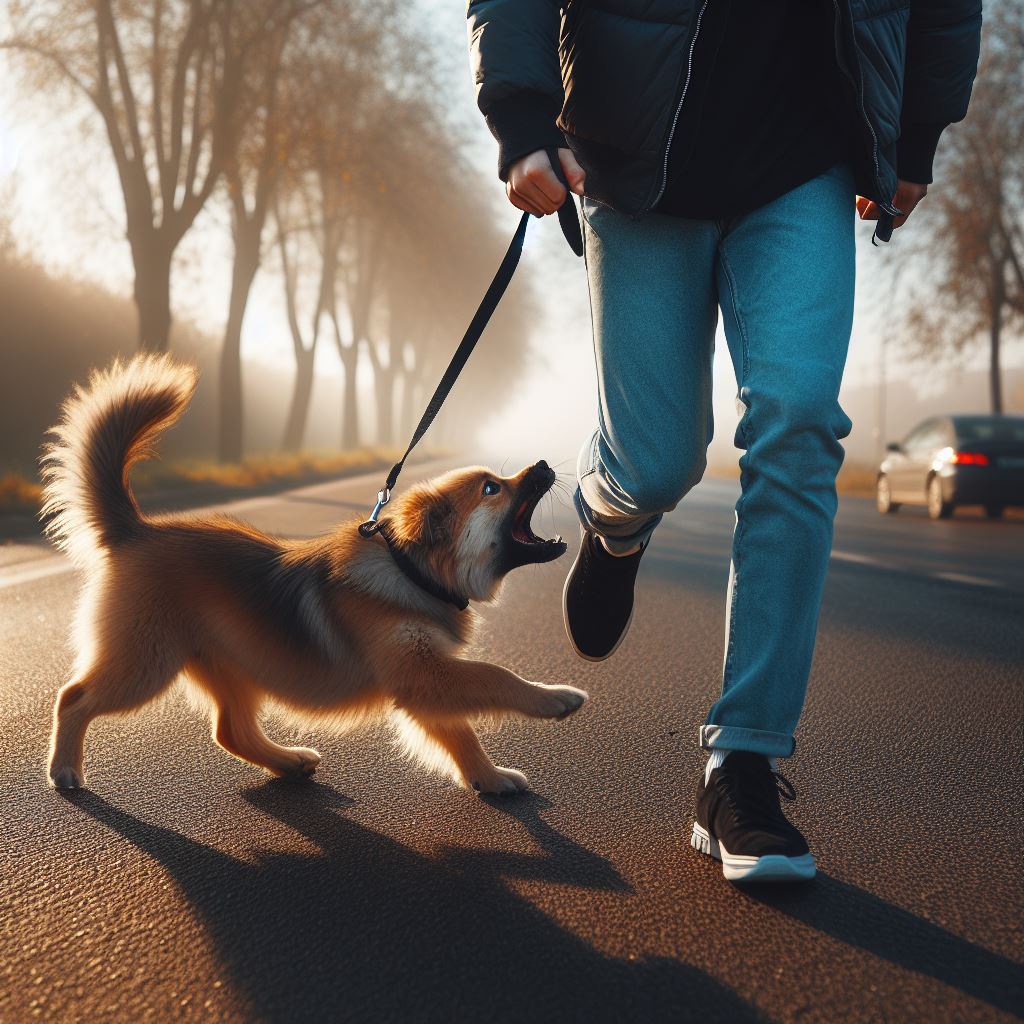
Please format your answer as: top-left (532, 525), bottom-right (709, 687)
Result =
top-left (506, 147), bottom-right (586, 216)
top-left (857, 179), bottom-right (928, 230)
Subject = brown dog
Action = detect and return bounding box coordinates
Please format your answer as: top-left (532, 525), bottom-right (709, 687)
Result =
top-left (42, 355), bottom-right (586, 794)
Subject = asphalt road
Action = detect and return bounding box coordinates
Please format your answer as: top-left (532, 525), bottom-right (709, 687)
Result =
top-left (2, 457), bottom-right (1022, 1023)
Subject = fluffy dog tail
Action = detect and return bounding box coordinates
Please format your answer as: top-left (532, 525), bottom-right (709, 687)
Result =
top-left (41, 354), bottom-right (198, 565)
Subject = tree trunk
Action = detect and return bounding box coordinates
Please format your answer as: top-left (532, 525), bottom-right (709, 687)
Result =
top-left (990, 262), bottom-right (1005, 415)
top-left (282, 345), bottom-right (316, 451)
top-left (218, 242), bottom-right (260, 464)
top-left (397, 367), bottom-right (415, 442)
top-left (340, 345), bottom-right (360, 449)
top-left (366, 338), bottom-right (397, 447)
top-left (133, 244), bottom-right (173, 353)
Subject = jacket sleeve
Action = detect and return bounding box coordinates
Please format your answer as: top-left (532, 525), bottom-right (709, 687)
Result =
top-left (897, 0), bottom-right (983, 183)
top-left (467, 0), bottom-right (567, 181)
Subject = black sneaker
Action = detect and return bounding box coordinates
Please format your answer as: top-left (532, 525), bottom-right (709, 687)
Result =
top-left (692, 750), bottom-right (816, 883)
top-left (562, 526), bottom-right (646, 661)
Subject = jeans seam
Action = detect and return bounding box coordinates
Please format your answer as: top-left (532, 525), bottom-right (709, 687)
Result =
top-left (722, 520), bottom-right (744, 690)
top-left (580, 204), bottom-right (599, 484)
top-left (718, 243), bottom-right (750, 385)
top-left (717, 234), bottom-right (752, 697)
top-left (583, 431), bottom-right (599, 480)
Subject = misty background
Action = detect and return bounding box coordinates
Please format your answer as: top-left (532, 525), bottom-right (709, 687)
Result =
top-left (0, 0), bottom-right (1020, 487)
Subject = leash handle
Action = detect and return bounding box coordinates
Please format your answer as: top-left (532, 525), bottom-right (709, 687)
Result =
top-left (544, 145), bottom-right (584, 257)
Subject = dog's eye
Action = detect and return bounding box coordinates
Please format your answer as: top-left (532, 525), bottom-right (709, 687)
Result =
top-left (482, 480), bottom-right (501, 496)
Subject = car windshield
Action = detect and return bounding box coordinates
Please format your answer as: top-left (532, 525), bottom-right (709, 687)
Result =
top-left (953, 417), bottom-right (1024, 443)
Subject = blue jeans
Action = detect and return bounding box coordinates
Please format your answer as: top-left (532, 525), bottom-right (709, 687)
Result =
top-left (573, 162), bottom-right (856, 759)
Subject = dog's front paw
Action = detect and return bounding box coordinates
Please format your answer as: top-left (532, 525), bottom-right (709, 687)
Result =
top-left (270, 747), bottom-right (321, 780)
top-left (49, 763), bottom-right (84, 790)
top-left (470, 766), bottom-right (530, 796)
top-left (532, 684), bottom-right (589, 720)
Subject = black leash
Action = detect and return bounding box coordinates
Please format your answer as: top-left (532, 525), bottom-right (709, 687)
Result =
top-left (359, 147), bottom-right (582, 540)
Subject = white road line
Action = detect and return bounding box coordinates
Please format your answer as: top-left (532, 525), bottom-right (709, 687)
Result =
top-left (830, 550), bottom-right (1006, 590)
top-left (830, 550), bottom-right (878, 566)
top-left (930, 572), bottom-right (1004, 589)
top-left (0, 558), bottom-right (73, 591)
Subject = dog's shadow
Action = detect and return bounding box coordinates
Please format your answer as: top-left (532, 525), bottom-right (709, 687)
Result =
top-left (63, 785), bottom-right (765, 1023)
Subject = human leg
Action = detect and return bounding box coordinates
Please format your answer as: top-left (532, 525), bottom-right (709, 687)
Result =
top-left (702, 162), bottom-right (857, 758)
top-left (572, 197), bottom-right (720, 554)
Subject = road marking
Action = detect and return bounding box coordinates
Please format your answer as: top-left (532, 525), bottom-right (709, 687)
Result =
top-left (830, 550), bottom-right (878, 566)
top-left (0, 558), bottom-right (73, 591)
top-left (930, 571), bottom-right (1004, 589)
top-left (831, 550), bottom-right (1006, 590)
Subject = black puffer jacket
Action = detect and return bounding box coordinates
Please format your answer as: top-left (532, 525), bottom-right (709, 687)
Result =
top-left (467, 0), bottom-right (982, 237)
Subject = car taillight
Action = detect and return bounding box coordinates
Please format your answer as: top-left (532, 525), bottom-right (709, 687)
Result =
top-left (951, 451), bottom-right (989, 466)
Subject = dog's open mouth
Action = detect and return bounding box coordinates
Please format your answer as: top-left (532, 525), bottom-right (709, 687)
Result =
top-left (507, 478), bottom-right (567, 565)
top-left (511, 491), bottom-right (561, 547)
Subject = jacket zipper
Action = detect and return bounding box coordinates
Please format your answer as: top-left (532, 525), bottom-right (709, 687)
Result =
top-left (829, 0), bottom-right (900, 216)
top-left (642, 0), bottom-right (711, 214)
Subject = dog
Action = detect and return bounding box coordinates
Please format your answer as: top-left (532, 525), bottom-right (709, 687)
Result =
top-left (42, 355), bottom-right (587, 794)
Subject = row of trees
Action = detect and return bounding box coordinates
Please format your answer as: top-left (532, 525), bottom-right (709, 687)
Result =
top-left (891, 1), bottom-right (1023, 414)
top-left (4, 0), bottom-right (534, 460)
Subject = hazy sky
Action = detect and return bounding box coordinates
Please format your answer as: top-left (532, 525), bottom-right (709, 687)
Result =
top-left (0, 3), bottom-right (1018, 472)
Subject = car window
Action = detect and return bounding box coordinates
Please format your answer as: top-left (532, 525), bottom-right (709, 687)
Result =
top-left (954, 417), bottom-right (1024, 444)
top-left (904, 420), bottom-right (943, 451)
top-left (902, 422), bottom-right (931, 450)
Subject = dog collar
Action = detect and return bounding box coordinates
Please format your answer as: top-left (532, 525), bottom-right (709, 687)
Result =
top-left (376, 521), bottom-right (469, 611)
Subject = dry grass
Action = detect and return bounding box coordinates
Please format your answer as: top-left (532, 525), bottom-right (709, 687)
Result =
top-left (0, 447), bottom-right (445, 522)
top-left (835, 463), bottom-right (879, 498)
top-left (708, 460), bottom-right (879, 498)
top-left (133, 448), bottom-right (408, 491)
top-left (0, 472), bottom-right (43, 509)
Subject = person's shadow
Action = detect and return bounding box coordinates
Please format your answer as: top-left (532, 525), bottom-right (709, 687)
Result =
top-left (741, 876), bottom-right (1024, 1019)
top-left (63, 785), bottom-right (766, 1023)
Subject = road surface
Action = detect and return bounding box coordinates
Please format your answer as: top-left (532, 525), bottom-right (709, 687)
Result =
top-left (1, 457), bottom-right (1022, 1023)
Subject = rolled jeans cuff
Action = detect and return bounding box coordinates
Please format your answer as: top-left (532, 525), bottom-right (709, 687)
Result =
top-left (699, 724), bottom-right (796, 759)
top-left (572, 483), bottom-right (661, 554)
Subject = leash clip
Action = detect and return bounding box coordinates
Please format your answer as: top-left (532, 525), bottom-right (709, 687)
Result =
top-left (358, 487), bottom-right (391, 538)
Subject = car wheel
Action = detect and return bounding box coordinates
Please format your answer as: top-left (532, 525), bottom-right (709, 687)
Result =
top-left (876, 475), bottom-right (900, 514)
top-left (927, 476), bottom-right (953, 520)
top-left (985, 505), bottom-right (1005, 520)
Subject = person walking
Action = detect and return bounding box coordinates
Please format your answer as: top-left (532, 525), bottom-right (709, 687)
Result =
top-left (467, 0), bottom-right (982, 882)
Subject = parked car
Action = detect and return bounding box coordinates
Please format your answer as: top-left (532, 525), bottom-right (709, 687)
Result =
top-left (877, 414), bottom-right (1024, 519)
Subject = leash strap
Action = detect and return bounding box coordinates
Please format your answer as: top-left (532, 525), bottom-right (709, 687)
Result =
top-left (359, 149), bottom-right (582, 538)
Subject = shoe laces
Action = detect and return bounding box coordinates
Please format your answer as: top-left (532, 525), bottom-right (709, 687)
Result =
top-left (719, 763), bottom-right (797, 829)
top-left (774, 770), bottom-right (797, 802)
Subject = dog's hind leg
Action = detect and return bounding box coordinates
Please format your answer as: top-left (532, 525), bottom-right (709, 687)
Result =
top-left (48, 654), bottom-right (180, 790)
top-left (395, 711), bottom-right (529, 796)
top-left (213, 700), bottom-right (321, 780)
top-left (188, 661), bottom-right (320, 779)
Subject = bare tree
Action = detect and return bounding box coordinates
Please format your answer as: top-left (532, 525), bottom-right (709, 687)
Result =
top-left (893, 2), bottom-right (1023, 413)
top-left (4, 1), bottom-right (253, 350)
top-left (215, 1), bottom-right (327, 462)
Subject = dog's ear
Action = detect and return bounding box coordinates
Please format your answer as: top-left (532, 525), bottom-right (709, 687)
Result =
top-left (417, 498), bottom-right (455, 547)
top-left (394, 487), bottom-right (456, 548)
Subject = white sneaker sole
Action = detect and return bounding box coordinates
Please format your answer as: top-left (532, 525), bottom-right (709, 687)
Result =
top-left (691, 822), bottom-right (816, 883)
top-left (561, 528), bottom-right (630, 663)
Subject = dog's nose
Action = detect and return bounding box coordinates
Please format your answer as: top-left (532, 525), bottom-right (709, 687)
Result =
top-left (529, 460), bottom-right (555, 486)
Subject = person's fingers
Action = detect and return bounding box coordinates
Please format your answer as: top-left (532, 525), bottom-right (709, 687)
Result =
top-left (559, 147), bottom-right (587, 195)
top-left (506, 182), bottom-right (544, 217)
top-left (891, 180), bottom-right (928, 229)
top-left (514, 176), bottom-right (560, 215)
top-left (857, 197), bottom-right (880, 221)
top-left (525, 158), bottom-right (567, 207)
